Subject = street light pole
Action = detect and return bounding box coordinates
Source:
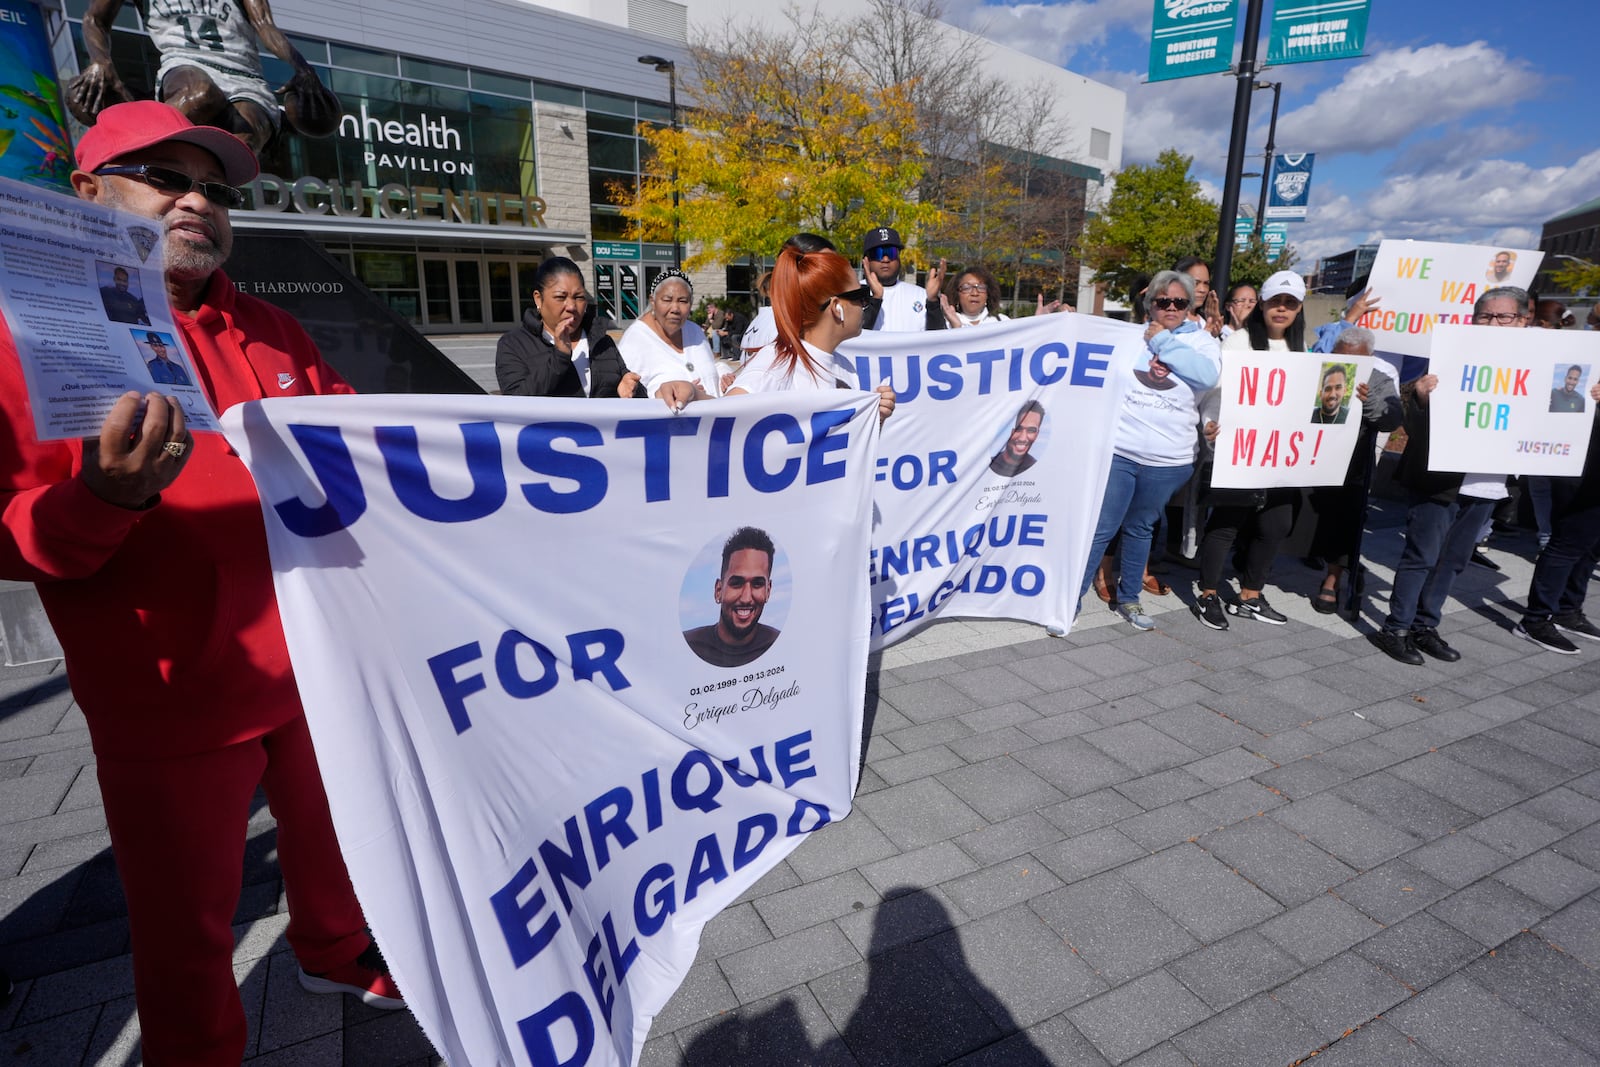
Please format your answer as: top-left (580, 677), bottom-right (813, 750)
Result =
top-left (637, 55), bottom-right (681, 268)
top-left (1252, 80), bottom-right (1281, 242)
top-left (1213, 0), bottom-right (1266, 298)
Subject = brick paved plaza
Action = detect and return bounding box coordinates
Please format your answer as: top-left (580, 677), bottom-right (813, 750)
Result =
top-left (4, 501), bottom-right (1600, 1065)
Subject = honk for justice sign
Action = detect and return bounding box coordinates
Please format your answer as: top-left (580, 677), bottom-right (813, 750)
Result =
top-left (1211, 350), bottom-right (1374, 489)
top-left (1361, 240), bottom-right (1543, 358)
top-left (1427, 324), bottom-right (1600, 477)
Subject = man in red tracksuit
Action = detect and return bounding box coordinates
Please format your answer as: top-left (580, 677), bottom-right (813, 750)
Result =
top-left (0, 101), bottom-right (401, 1063)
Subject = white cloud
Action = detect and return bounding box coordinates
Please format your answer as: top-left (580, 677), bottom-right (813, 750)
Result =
top-left (940, 0), bottom-right (1149, 66)
top-left (1274, 42), bottom-right (1543, 156)
top-left (1489, 226), bottom-right (1539, 248)
top-left (1363, 149), bottom-right (1600, 234)
top-left (1095, 68), bottom-right (1239, 169)
top-left (1267, 149), bottom-right (1600, 269)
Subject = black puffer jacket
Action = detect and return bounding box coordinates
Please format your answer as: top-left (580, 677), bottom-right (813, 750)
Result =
top-left (495, 306), bottom-right (638, 398)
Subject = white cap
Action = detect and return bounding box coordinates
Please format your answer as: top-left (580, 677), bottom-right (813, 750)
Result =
top-left (1260, 270), bottom-right (1306, 302)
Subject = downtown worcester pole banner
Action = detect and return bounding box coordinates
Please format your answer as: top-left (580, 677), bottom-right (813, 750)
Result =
top-left (222, 391), bottom-right (879, 1067)
top-left (837, 314), bottom-right (1142, 645)
top-left (1265, 0), bottom-right (1371, 65)
top-left (1147, 0), bottom-right (1238, 82)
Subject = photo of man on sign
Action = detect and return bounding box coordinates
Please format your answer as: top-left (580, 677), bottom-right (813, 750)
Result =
top-left (1550, 364), bottom-right (1589, 414)
top-left (682, 526), bottom-right (786, 668)
top-left (1311, 362), bottom-right (1352, 424)
top-left (988, 399), bottom-right (1045, 478)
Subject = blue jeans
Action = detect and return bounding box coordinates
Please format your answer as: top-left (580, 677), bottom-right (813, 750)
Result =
top-left (1384, 495), bottom-right (1494, 633)
top-left (1080, 454), bottom-right (1194, 606)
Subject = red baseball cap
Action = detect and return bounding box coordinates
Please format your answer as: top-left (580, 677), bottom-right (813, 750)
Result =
top-left (74, 100), bottom-right (259, 187)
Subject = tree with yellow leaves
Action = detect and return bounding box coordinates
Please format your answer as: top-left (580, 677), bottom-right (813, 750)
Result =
top-left (616, 9), bottom-right (941, 270)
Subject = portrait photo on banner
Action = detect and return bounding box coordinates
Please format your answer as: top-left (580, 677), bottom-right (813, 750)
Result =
top-left (679, 527), bottom-right (794, 668)
top-left (986, 397), bottom-right (1050, 479)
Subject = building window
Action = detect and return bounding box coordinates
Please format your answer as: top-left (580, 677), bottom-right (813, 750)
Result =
top-left (1090, 128), bottom-right (1112, 160)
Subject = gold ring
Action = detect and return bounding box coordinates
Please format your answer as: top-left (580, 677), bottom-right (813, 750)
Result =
top-left (163, 440), bottom-right (188, 459)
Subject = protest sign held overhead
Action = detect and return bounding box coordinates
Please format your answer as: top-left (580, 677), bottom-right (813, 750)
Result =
top-left (837, 314), bottom-right (1142, 643)
top-left (1425, 324), bottom-right (1600, 477)
top-left (0, 176), bottom-right (220, 439)
top-left (226, 391), bottom-right (879, 1067)
top-left (1211, 351), bottom-right (1374, 489)
top-left (1361, 240), bottom-right (1543, 359)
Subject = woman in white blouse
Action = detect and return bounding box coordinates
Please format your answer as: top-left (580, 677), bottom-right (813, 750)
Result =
top-left (619, 268), bottom-right (723, 411)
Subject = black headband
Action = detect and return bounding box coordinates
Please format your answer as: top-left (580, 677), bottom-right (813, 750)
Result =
top-left (649, 268), bottom-right (693, 299)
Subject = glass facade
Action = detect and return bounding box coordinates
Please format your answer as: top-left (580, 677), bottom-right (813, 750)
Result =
top-left (64, 8), bottom-right (675, 331)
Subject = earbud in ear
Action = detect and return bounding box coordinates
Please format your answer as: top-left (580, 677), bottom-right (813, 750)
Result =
top-left (834, 304), bottom-right (845, 323)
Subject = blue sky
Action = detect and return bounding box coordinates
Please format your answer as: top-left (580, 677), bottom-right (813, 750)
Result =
top-left (938, 0), bottom-right (1598, 271)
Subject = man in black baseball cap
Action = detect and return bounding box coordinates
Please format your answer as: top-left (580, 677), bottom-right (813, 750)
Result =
top-left (862, 224), bottom-right (943, 331)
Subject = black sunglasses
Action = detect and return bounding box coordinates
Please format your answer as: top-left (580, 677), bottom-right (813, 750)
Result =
top-left (827, 286), bottom-right (873, 310)
top-left (866, 246), bottom-right (900, 262)
top-left (1151, 296), bottom-right (1191, 311)
top-left (94, 164), bottom-right (246, 209)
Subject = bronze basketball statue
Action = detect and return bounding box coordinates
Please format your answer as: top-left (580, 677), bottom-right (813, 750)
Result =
top-left (68, 0), bottom-right (340, 153)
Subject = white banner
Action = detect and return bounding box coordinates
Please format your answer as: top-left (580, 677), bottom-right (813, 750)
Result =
top-left (1426, 324), bottom-right (1600, 476)
top-left (1212, 352), bottom-right (1374, 488)
top-left (225, 391), bottom-right (879, 1067)
top-left (837, 315), bottom-right (1142, 644)
top-left (1360, 240), bottom-right (1543, 358)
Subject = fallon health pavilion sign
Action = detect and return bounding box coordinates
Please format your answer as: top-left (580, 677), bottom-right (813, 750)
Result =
top-left (227, 391), bottom-right (878, 1066)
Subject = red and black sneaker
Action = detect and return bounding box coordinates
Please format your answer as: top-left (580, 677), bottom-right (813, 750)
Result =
top-left (298, 938), bottom-right (405, 1010)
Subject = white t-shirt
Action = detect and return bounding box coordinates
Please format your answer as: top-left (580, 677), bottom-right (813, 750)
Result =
top-left (732, 340), bottom-right (854, 392)
top-left (542, 327), bottom-right (592, 395)
top-left (618, 318), bottom-right (721, 398)
top-left (741, 307), bottom-right (777, 353)
top-left (952, 309), bottom-right (1010, 328)
top-left (874, 280), bottom-right (929, 332)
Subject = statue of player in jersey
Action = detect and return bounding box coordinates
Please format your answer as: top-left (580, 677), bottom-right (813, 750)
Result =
top-left (67, 0), bottom-right (340, 153)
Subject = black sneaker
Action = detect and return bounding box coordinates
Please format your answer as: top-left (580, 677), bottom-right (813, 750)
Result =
top-left (1192, 591), bottom-right (1229, 630)
top-left (1515, 618), bottom-right (1579, 655)
top-left (1374, 630), bottom-right (1424, 665)
top-left (1227, 593), bottom-right (1287, 625)
top-left (1555, 615), bottom-right (1600, 643)
top-left (1412, 627), bottom-right (1461, 662)
top-left (1470, 547), bottom-right (1500, 571)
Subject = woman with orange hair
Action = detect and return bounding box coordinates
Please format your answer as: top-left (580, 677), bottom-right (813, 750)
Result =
top-left (728, 244), bottom-right (896, 422)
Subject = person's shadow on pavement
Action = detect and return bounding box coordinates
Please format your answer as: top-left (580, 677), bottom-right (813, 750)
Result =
top-left (681, 888), bottom-right (1051, 1065)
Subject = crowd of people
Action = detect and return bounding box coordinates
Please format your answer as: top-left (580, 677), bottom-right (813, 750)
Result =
top-left (494, 227), bottom-right (1600, 672)
top-left (0, 92), bottom-right (1595, 1059)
